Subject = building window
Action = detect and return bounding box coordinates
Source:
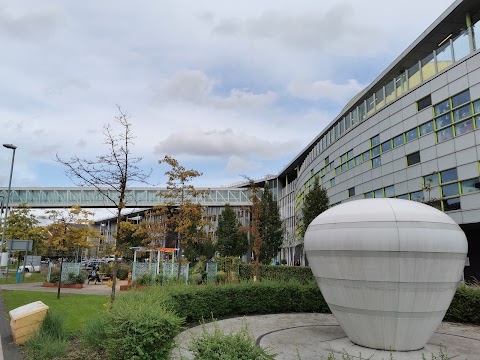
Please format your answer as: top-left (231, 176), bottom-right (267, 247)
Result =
top-left (381, 140), bottom-right (392, 152)
top-left (331, 178), bottom-right (335, 187)
top-left (423, 173), bottom-right (439, 187)
top-left (440, 168), bottom-right (458, 183)
top-left (442, 183), bottom-right (460, 197)
top-left (371, 135), bottom-right (380, 147)
top-left (371, 146), bottom-right (381, 157)
top-left (455, 118), bottom-right (475, 136)
top-left (410, 190), bottom-right (424, 202)
top-left (453, 104), bottom-right (472, 122)
top-left (348, 187), bottom-right (355, 197)
top-left (434, 99), bottom-right (451, 116)
top-left (417, 95), bottom-right (432, 111)
top-left (372, 156), bottom-right (381, 168)
top-left (461, 178), bottom-right (480, 194)
top-left (406, 151), bottom-right (421, 166)
top-left (364, 192), bottom-right (373, 199)
top-left (384, 185), bottom-right (395, 197)
top-left (397, 194), bottom-right (409, 200)
top-left (420, 121), bottom-right (434, 136)
top-left (374, 188), bottom-right (383, 198)
top-left (393, 134), bottom-right (404, 148)
top-left (437, 127), bottom-right (453, 142)
top-left (363, 150), bottom-right (371, 161)
top-left (451, 90), bottom-right (470, 108)
top-left (355, 155), bottom-right (363, 165)
top-left (405, 128), bottom-right (418, 142)
top-left (443, 197), bottom-right (461, 211)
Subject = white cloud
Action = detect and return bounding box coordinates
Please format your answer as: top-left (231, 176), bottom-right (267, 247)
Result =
top-left (226, 156), bottom-right (262, 173)
top-left (154, 128), bottom-right (295, 159)
top-left (287, 79), bottom-right (365, 103)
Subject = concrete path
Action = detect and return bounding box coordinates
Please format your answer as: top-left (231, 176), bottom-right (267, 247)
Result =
top-left (172, 313), bottom-right (480, 360)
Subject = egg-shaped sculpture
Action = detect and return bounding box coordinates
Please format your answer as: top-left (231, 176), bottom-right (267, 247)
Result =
top-left (304, 198), bottom-right (467, 351)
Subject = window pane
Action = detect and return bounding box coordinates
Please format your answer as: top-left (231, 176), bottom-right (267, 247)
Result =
top-left (475, 21), bottom-right (480, 51)
top-left (381, 140), bottom-right (392, 152)
top-left (345, 115), bottom-right (351, 130)
top-left (385, 80), bottom-right (395, 103)
top-left (372, 156), bottom-right (381, 168)
top-left (352, 108), bottom-right (359, 125)
top-left (341, 154), bottom-right (347, 163)
top-left (396, 73), bottom-right (407, 97)
top-left (371, 146), bottom-right (381, 157)
top-left (406, 151), bottom-right (421, 166)
top-left (420, 121), bottom-right (434, 136)
top-left (331, 178), bottom-right (335, 187)
top-left (335, 166), bottom-right (341, 175)
top-left (341, 163), bottom-right (347, 172)
top-left (442, 183), bottom-right (459, 197)
top-left (453, 30), bottom-right (470, 61)
top-left (437, 126), bottom-right (453, 142)
top-left (375, 88), bottom-right (385, 110)
top-left (423, 173), bottom-right (439, 187)
top-left (410, 191), bottom-right (424, 202)
top-left (408, 62), bottom-right (421, 89)
top-left (363, 150), bottom-right (371, 161)
top-left (435, 113), bottom-right (452, 128)
top-left (417, 95), bottom-right (432, 111)
top-left (348, 187), bottom-right (355, 197)
top-left (374, 189), bottom-right (383, 198)
top-left (340, 119), bottom-right (345, 135)
top-left (405, 128), bottom-right (418, 142)
top-left (365, 192), bottom-right (373, 199)
top-left (384, 185), bottom-right (395, 197)
top-left (436, 42), bottom-right (453, 72)
top-left (397, 194), bottom-right (409, 200)
top-left (393, 134), bottom-right (404, 147)
top-left (367, 94), bottom-right (375, 116)
top-left (443, 197), bottom-right (460, 211)
top-left (434, 100), bottom-right (451, 116)
top-left (421, 53), bottom-right (436, 81)
top-left (371, 135), bottom-right (380, 147)
top-left (474, 100), bottom-right (480, 114)
top-left (355, 155), bottom-right (362, 165)
top-left (348, 159), bottom-right (354, 169)
top-left (347, 150), bottom-right (353, 159)
top-left (455, 118), bottom-right (474, 136)
top-left (461, 178), bottom-right (480, 194)
top-left (359, 103), bottom-right (366, 122)
top-left (452, 90), bottom-right (470, 108)
top-left (440, 168), bottom-right (458, 183)
top-left (453, 104), bottom-right (472, 121)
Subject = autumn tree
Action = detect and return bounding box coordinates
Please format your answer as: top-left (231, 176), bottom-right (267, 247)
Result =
top-left (5, 203), bottom-right (44, 254)
top-left (44, 206), bottom-right (99, 299)
top-left (259, 184), bottom-right (283, 264)
top-left (56, 107), bottom-right (150, 303)
top-left (216, 204), bottom-right (248, 257)
top-left (158, 155), bottom-right (209, 280)
top-left (299, 176), bottom-right (329, 238)
top-left (242, 177), bottom-right (262, 278)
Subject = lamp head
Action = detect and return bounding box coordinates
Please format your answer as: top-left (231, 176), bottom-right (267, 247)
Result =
top-left (3, 144), bottom-right (16, 150)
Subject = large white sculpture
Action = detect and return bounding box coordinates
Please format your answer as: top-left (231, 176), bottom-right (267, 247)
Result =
top-left (304, 198), bottom-right (467, 351)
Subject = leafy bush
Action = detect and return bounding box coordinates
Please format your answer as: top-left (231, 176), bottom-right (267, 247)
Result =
top-left (189, 273), bottom-right (203, 285)
top-left (103, 290), bottom-right (184, 360)
top-left (445, 283), bottom-right (480, 324)
top-left (189, 321), bottom-right (275, 360)
top-left (239, 263), bottom-right (315, 283)
top-left (116, 267), bottom-right (129, 280)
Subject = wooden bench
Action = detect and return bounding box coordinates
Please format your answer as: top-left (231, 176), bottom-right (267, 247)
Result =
top-left (98, 272), bottom-right (110, 283)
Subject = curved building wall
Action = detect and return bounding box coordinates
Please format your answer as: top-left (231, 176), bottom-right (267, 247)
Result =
top-left (277, 2), bottom-right (480, 276)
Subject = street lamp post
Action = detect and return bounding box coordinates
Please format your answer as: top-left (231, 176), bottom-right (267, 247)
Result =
top-left (1, 144), bottom-right (16, 279)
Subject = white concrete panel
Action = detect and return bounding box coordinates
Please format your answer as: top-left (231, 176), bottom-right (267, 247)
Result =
top-left (431, 86), bottom-right (449, 104)
top-left (392, 147), bottom-right (406, 161)
top-left (406, 164), bottom-right (421, 180)
top-left (430, 73), bottom-right (448, 93)
top-left (467, 54), bottom-right (480, 72)
top-left (414, 82), bottom-right (431, 100)
top-left (393, 169), bottom-right (407, 183)
top-left (457, 162), bottom-right (479, 179)
top-left (378, 117), bottom-right (391, 133)
top-left (460, 193), bottom-right (480, 211)
top-left (437, 153), bottom-right (457, 170)
top-left (462, 208), bottom-right (480, 224)
top-left (388, 100), bottom-right (402, 115)
top-left (403, 114), bottom-right (418, 131)
top-left (447, 62), bottom-right (467, 83)
top-left (379, 128), bottom-right (391, 143)
top-left (447, 211), bottom-right (463, 224)
top-left (371, 167), bottom-right (382, 180)
top-left (421, 146), bottom-right (437, 162)
top-left (417, 107), bottom-right (433, 124)
top-left (407, 178), bottom-right (422, 192)
top-left (390, 111), bottom-right (403, 126)
top-left (371, 177), bottom-right (382, 191)
top-left (419, 134), bottom-right (436, 151)
top-left (381, 162), bottom-right (394, 176)
top-left (395, 181), bottom-right (408, 194)
top-left (436, 140), bottom-right (455, 158)
top-left (421, 159), bottom-right (438, 174)
top-left (382, 173), bottom-right (394, 186)
top-left (449, 77), bottom-right (469, 97)
top-left (454, 132), bottom-right (475, 151)
top-left (404, 140), bottom-right (420, 154)
top-left (402, 103), bottom-right (416, 120)
top-left (468, 67), bottom-right (480, 87)
top-left (470, 82), bottom-right (480, 101)
top-left (455, 147), bottom-right (477, 166)
top-left (382, 150), bottom-right (393, 164)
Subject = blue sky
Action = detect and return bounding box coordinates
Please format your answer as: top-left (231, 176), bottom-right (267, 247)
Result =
top-left (0, 0), bottom-right (455, 190)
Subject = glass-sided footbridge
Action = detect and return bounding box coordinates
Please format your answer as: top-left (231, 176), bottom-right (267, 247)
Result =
top-left (0, 187), bottom-right (253, 208)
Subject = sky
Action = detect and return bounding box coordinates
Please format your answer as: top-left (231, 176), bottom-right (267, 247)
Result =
top-left (0, 0), bottom-right (456, 192)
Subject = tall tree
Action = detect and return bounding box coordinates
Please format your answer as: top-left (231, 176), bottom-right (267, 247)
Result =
top-left (299, 176), bottom-right (329, 238)
top-left (5, 203), bottom-right (44, 254)
top-left (44, 206), bottom-right (99, 299)
top-left (158, 155), bottom-right (209, 280)
top-left (259, 183), bottom-right (283, 264)
top-left (216, 204), bottom-right (248, 257)
top-left (56, 107), bottom-right (150, 303)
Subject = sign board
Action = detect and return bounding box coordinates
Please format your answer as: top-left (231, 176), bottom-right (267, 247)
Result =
top-left (24, 256), bottom-right (41, 266)
top-left (6, 240), bottom-right (33, 252)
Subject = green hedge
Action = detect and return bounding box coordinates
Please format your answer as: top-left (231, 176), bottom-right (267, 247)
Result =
top-left (238, 264), bottom-right (315, 284)
top-left (445, 284), bottom-right (480, 324)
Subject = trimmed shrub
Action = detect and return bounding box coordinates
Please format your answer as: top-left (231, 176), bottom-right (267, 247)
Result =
top-left (445, 283), bottom-right (480, 324)
top-left (238, 264), bottom-right (315, 283)
top-left (103, 290), bottom-right (184, 360)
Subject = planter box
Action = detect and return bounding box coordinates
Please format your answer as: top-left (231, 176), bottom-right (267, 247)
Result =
top-left (43, 282), bottom-right (83, 289)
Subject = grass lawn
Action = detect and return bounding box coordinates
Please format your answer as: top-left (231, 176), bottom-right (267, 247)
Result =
top-left (2, 290), bottom-right (109, 335)
top-left (1, 272), bottom-right (45, 284)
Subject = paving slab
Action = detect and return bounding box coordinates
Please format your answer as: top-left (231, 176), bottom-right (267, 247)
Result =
top-left (172, 313), bottom-right (480, 360)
